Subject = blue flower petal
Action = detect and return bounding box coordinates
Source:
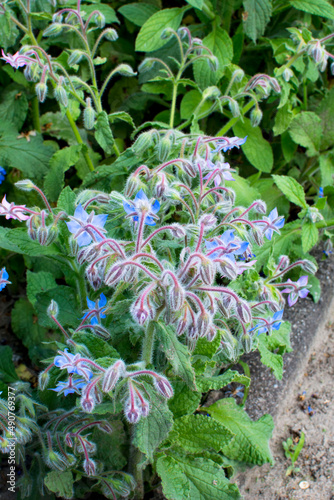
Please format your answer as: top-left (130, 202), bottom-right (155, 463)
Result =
top-left (123, 201), bottom-right (135, 214)
top-left (151, 199), bottom-right (160, 214)
top-left (99, 293), bottom-right (107, 307)
top-left (76, 232), bottom-right (92, 247)
top-left (145, 216), bottom-right (156, 226)
top-left (135, 189), bottom-right (148, 202)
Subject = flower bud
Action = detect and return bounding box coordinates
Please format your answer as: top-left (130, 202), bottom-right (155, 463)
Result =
top-left (124, 400), bottom-right (141, 424)
top-left (236, 300), bottom-right (252, 324)
top-left (169, 284), bottom-right (185, 311)
top-left (250, 107), bottom-right (263, 127)
top-left (91, 323), bottom-right (110, 339)
top-left (104, 264), bottom-right (124, 286)
top-left (300, 259), bottom-right (317, 274)
top-left (65, 434), bottom-right (73, 447)
top-left (15, 179), bottom-right (35, 191)
top-left (35, 82), bottom-right (48, 103)
top-left (102, 360), bottom-right (125, 392)
top-left (155, 173), bottom-right (168, 198)
top-left (104, 28), bottom-right (118, 41)
top-left (216, 294), bottom-right (235, 317)
top-left (37, 226), bottom-right (48, 245)
top-left (130, 299), bottom-right (150, 326)
top-left (187, 324), bottom-right (199, 341)
top-left (283, 67), bottom-right (294, 82)
top-left (154, 376), bottom-right (173, 399)
top-left (139, 397), bottom-right (150, 418)
top-left (52, 12), bottom-right (63, 23)
top-left (46, 225), bottom-right (58, 245)
top-left (138, 58), bottom-right (156, 74)
top-left (116, 64), bottom-right (136, 77)
top-left (202, 86), bottom-right (221, 100)
top-left (199, 258), bottom-right (216, 285)
top-left (199, 213), bottom-right (217, 229)
top-left (324, 239), bottom-right (333, 257)
top-left (38, 369), bottom-right (50, 390)
top-left (69, 235), bottom-right (79, 256)
top-left (125, 175), bottom-right (141, 198)
top-left (269, 77), bottom-right (281, 93)
top-left (253, 199), bottom-right (267, 214)
top-left (161, 27), bottom-right (174, 40)
top-left (43, 23), bottom-right (63, 37)
top-left (228, 98), bottom-right (240, 117)
top-left (207, 55), bottom-right (219, 72)
top-left (183, 161), bottom-right (197, 177)
top-left (241, 333), bottom-right (252, 353)
top-left (133, 131), bottom-right (153, 155)
top-left (54, 84), bottom-right (68, 107)
top-left (94, 11), bottom-right (105, 28)
top-left (232, 69), bottom-right (245, 82)
top-left (219, 257), bottom-right (238, 280)
top-left (86, 266), bottom-right (102, 291)
top-left (45, 449), bottom-right (68, 471)
top-left (206, 324), bottom-right (217, 342)
top-left (47, 299), bottom-right (59, 318)
top-left (68, 50), bottom-right (84, 67)
top-left (97, 421), bottom-right (113, 434)
top-left (84, 99), bottom-right (96, 130)
top-left (252, 226), bottom-right (264, 246)
top-left (158, 136), bottom-right (172, 162)
top-left (278, 255), bottom-right (290, 271)
top-left (80, 393), bottom-right (96, 413)
top-left (83, 458), bottom-right (96, 476)
top-left (170, 223), bottom-right (186, 238)
top-left (176, 314), bottom-right (188, 336)
top-left (196, 312), bottom-right (211, 338)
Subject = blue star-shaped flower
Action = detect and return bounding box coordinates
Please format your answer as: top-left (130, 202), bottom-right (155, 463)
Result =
top-left (54, 349), bottom-right (93, 379)
top-left (0, 267), bottom-right (10, 292)
top-left (123, 189), bottom-right (160, 226)
top-left (66, 204), bottom-right (108, 247)
top-left (205, 230), bottom-right (249, 261)
top-left (258, 207), bottom-right (285, 241)
top-left (82, 293), bottom-right (107, 325)
top-left (50, 377), bottom-right (87, 397)
top-left (0, 167), bottom-right (6, 185)
top-left (250, 309), bottom-right (284, 336)
top-left (212, 136), bottom-right (247, 153)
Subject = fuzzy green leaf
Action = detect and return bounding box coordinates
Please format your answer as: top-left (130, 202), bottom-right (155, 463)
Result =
top-left (257, 322), bottom-right (292, 380)
top-left (197, 369), bottom-right (250, 393)
top-left (155, 321), bottom-right (196, 389)
top-left (273, 175), bottom-right (308, 208)
top-left (168, 381), bottom-right (202, 419)
top-left (302, 222), bottom-right (319, 253)
top-left (233, 118), bottom-right (273, 172)
top-left (207, 398), bottom-right (274, 465)
top-left (135, 8), bottom-right (187, 52)
top-left (317, 88), bottom-right (334, 150)
top-left (27, 271), bottom-right (57, 306)
top-left (273, 103), bottom-right (293, 136)
top-left (118, 3), bottom-right (159, 26)
top-left (193, 27), bottom-right (233, 89)
top-left (0, 89), bottom-right (28, 129)
top-left (0, 346), bottom-right (19, 383)
top-left (7, 228), bottom-right (60, 257)
top-left (288, 112), bottom-right (322, 157)
top-left (71, 332), bottom-right (119, 359)
top-left (44, 471), bottom-right (74, 499)
top-left (243, 0), bottom-right (272, 42)
top-left (57, 186), bottom-right (76, 214)
top-left (225, 174), bottom-right (260, 206)
top-left (35, 286), bottom-right (79, 328)
top-left (44, 145), bottom-right (82, 201)
top-left (171, 414), bottom-right (234, 453)
top-left (95, 111), bottom-right (114, 154)
top-left (108, 111), bottom-right (135, 128)
top-left (157, 455), bottom-right (190, 500)
top-left (290, 0), bottom-right (334, 19)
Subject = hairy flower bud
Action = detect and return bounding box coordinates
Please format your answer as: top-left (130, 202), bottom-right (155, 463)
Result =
top-left (38, 369), bottom-right (50, 390)
top-left (104, 263), bottom-right (124, 286)
top-left (155, 173), bottom-right (168, 198)
top-left (283, 67), bottom-right (294, 82)
top-left (202, 86), bottom-right (221, 100)
top-left (300, 259), bottom-right (317, 274)
top-left (219, 257), bottom-right (238, 280)
top-left (65, 433), bottom-right (73, 447)
top-left (199, 213), bottom-right (217, 229)
top-left (83, 458), bottom-right (96, 476)
top-left (69, 236), bottom-right (79, 256)
top-left (43, 22), bottom-right (63, 37)
top-left (207, 55), bottom-right (219, 72)
top-left (124, 400), bottom-right (141, 424)
top-left (35, 82), bottom-right (48, 103)
top-left (232, 68), bottom-right (245, 82)
top-left (169, 283), bottom-right (185, 311)
top-left (45, 450), bottom-right (68, 471)
top-left (133, 131), bottom-right (154, 155)
top-left (91, 323), bottom-right (110, 339)
top-left (206, 324), bottom-right (217, 342)
top-left (47, 299), bottom-right (59, 318)
top-left (158, 136), bottom-right (172, 162)
top-left (199, 258), bottom-right (216, 285)
top-left (196, 312), bottom-right (211, 338)
top-left (116, 64), bottom-right (136, 77)
top-left (241, 333), bottom-right (252, 353)
top-left (130, 298), bottom-right (151, 325)
top-left (253, 199), bottom-right (267, 214)
top-left (37, 226), bottom-right (48, 245)
top-left (81, 392), bottom-right (96, 413)
top-left (154, 376), bottom-right (173, 399)
top-left (15, 179), bottom-right (35, 191)
top-left (250, 107), bottom-right (263, 127)
top-left (54, 84), bottom-right (68, 107)
top-left (169, 223), bottom-right (186, 238)
top-left (97, 421), bottom-right (113, 434)
top-left (84, 99), bottom-right (96, 130)
top-left (104, 28), bottom-right (118, 41)
top-left (228, 98), bottom-right (240, 117)
top-left (94, 11), bottom-right (105, 28)
top-left (183, 161), bottom-right (197, 178)
top-left (236, 300), bottom-right (252, 324)
top-left (216, 294), bottom-right (235, 317)
top-left (102, 360), bottom-right (125, 392)
top-left (252, 225), bottom-right (264, 246)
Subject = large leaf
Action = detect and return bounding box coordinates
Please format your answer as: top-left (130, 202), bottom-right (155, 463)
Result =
top-left (133, 382), bottom-right (174, 461)
top-left (272, 175), bottom-right (308, 208)
top-left (0, 346), bottom-right (19, 383)
top-left (288, 112), bottom-right (322, 157)
top-left (0, 88), bottom-right (28, 129)
top-left (233, 118), bottom-right (273, 172)
top-left (0, 9), bottom-right (19, 50)
top-left (26, 271), bottom-right (57, 306)
top-left (44, 471), bottom-right (74, 499)
top-left (35, 286), bottom-right (80, 328)
top-left (196, 369), bottom-right (250, 392)
top-left (317, 87), bottom-right (334, 150)
top-left (207, 398), bottom-right (274, 465)
top-left (6, 228), bottom-right (60, 257)
top-left (193, 27), bottom-right (233, 89)
top-left (0, 125), bottom-right (53, 179)
top-left (243, 0), bottom-right (272, 42)
top-left (257, 322), bottom-right (292, 380)
top-left (95, 111), bottom-right (114, 154)
top-left (225, 174), bottom-right (260, 206)
top-left (290, 0), bottom-right (334, 19)
top-left (155, 321), bottom-right (196, 389)
top-left (135, 8), bottom-right (187, 52)
top-left (118, 3), bottom-right (159, 26)
top-left (302, 222), bottom-right (319, 253)
top-left (158, 451), bottom-right (241, 500)
top-left (170, 414), bottom-right (234, 453)
top-left (168, 381), bottom-right (201, 419)
top-left (44, 144), bottom-right (82, 201)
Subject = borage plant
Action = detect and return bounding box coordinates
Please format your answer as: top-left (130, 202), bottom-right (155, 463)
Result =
top-left (0, 132), bottom-right (316, 499)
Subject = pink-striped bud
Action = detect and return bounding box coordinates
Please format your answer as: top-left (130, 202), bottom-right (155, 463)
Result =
top-left (155, 173), bottom-right (168, 198)
top-left (97, 421), bottom-right (113, 434)
top-left (130, 298), bottom-right (150, 325)
top-left (187, 324), bottom-right (199, 341)
top-left (65, 434), bottom-right (73, 447)
top-left (154, 376), bottom-right (173, 399)
top-left (206, 324), bottom-right (217, 342)
top-left (183, 161), bottom-right (197, 177)
top-left (169, 284), bottom-right (185, 311)
top-left (199, 214), bottom-right (217, 229)
top-left (102, 360), bottom-right (125, 392)
top-left (83, 458), bottom-right (96, 476)
top-left (80, 393), bottom-right (96, 413)
top-left (125, 175), bottom-right (141, 197)
top-left (104, 263), bottom-right (124, 286)
top-left (176, 315), bottom-right (188, 336)
top-left (170, 224), bottom-right (186, 238)
top-left (278, 255), bottom-right (290, 271)
top-left (236, 300), bottom-right (252, 324)
top-left (139, 397), bottom-right (150, 418)
top-left (219, 257), bottom-right (238, 280)
top-left (252, 226), bottom-right (264, 246)
top-left (124, 399), bottom-right (141, 424)
top-left (216, 294), bottom-right (235, 317)
top-left (86, 266), bottom-right (102, 290)
top-left (199, 258), bottom-right (216, 285)
top-left (253, 199), bottom-right (267, 214)
top-left (197, 312), bottom-right (211, 338)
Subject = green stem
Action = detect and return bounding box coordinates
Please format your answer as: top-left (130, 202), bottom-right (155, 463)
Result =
top-left (113, 141), bottom-right (121, 158)
top-left (303, 79), bottom-right (307, 111)
top-left (31, 96), bottom-right (41, 133)
top-left (216, 100), bottom-right (254, 136)
top-left (66, 111), bottom-right (94, 171)
top-left (202, 3), bottom-right (216, 20)
top-left (169, 81), bottom-right (178, 129)
top-left (239, 360), bottom-right (250, 406)
top-left (141, 320), bottom-right (156, 366)
top-left (131, 444), bottom-right (144, 500)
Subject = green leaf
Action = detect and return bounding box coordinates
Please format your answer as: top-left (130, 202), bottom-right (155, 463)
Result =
top-left (71, 332), bottom-right (119, 359)
top-left (273, 103), bottom-right (293, 136)
top-left (7, 228), bottom-right (60, 257)
top-left (307, 274), bottom-right (321, 303)
top-left (27, 271), bottom-right (57, 306)
top-left (154, 321), bottom-right (196, 389)
top-left (302, 222), bottom-right (319, 253)
top-left (193, 330), bottom-right (222, 359)
top-left (82, 4), bottom-right (119, 24)
top-left (207, 398), bottom-right (274, 465)
top-left (0, 346), bottom-right (19, 383)
top-left (281, 131), bottom-right (297, 162)
top-left (92, 421), bottom-right (127, 469)
top-left (0, 10), bottom-right (19, 50)
top-left (273, 175), bottom-right (308, 208)
top-left (118, 3), bottom-right (159, 27)
top-left (108, 111), bottom-right (135, 128)
top-left (319, 154), bottom-right (334, 187)
top-left (257, 322), bottom-right (292, 380)
top-left (288, 112), bottom-right (322, 157)
top-left (57, 186), bottom-right (76, 214)
top-left (0, 126), bottom-right (53, 179)
top-left (156, 455), bottom-right (190, 500)
top-left (95, 111), bottom-right (114, 154)
top-left (243, 0), bottom-right (272, 42)
top-left (168, 381), bottom-right (201, 419)
top-left (35, 286), bottom-right (80, 328)
top-left (160, 451), bottom-right (241, 499)
top-left (290, 0), bottom-right (334, 19)
top-left (44, 145), bottom-right (82, 201)
top-left (135, 8), bottom-right (186, 52)
top-left (186, 0), bottom-right (204, 8)
top-left (133, 382), bottom-right (174, 461)
top-left (193, 28), bottom-right (233, 89)
top-left (317, 88), bottom-right (334, 150)
top-left (44, 471), bottom-right (74, 499)
top-left (233, 118), bottom-right (273, 172)
top-left (180, 90), bottom-right (211, 120)
top-left (171, 414), bottom-right (234, 453)
top-left (197, 369), bottom-right (250, 392)
top-left (0, 89), bottom-right (28, 129)
top-left (225, 174), bottom-right (260, 206)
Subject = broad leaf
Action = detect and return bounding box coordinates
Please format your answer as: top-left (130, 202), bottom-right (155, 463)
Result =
top-left (0, 88), bottom-right (28, 129)
top-left (0, 346), bottom-right (19, 383)
top-left (108, 111), bottom-right (135, 128)
top-left (44, 471), bottom-right (74, 499)
top-left (186, 0), bottom-right (204, 8)
top-left (118, 3), bottom-right (159, 27)
top-left (273, 103), bottom-right (293, 136)
top-left (257, 322), bottom-right (292, 380)
top-left (135, 8), bottom-right (187, 52)
top-left (27, 271), bottom-right (57, 306)
top-left (288, 112), bottom-right (322, 157)
top-left (290, 0), bottom-right (334, 19)
top-left (157, 455), bottom-right (190, 500)
top-left (168, 381), bottom-right (201, 419)
top-left (35, 286), bottom-right (80, 328)
top-left (273, 175), bottom-right (308, 208)
top-left (243, 0), bottom-right (272, 42)
top-left (57, 186), bottom-right (76, 214)
top-left (44, 145), bottom-right (82, 201)
top-left (155, 321), bottom-right (196, 389)
top-left (197, 369), bottom-right (250, 392)
top-left (225, 174), bottom-right (260, 206)
top-left (302, 222), bottom-right (319, 253)
top-left (207, 398), bottom-right (274, 465)
top-left (233, 118), bottom-right (273, 172)
top-left (317, 87), bottom-right (334, 150)
top-left (95, 111), bottom-right (114, 154)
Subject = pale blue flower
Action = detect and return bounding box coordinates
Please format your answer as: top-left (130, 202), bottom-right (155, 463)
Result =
top-left (250, 309), bottom-right (284, 336)
top-left (0, 267), bottom-right (10, 291)
top-left (282, 276), bottom-right (309, 307)
top-left (206, 230), bottom-right (249, 261)
top-left (123, 189), bottom-right (160, 226)
top-left (50, 377), bottom-right (87, 397)
top-left (212, 136), bottom-right (247, 153)
top-left (54, 349), bottom-right (93, 379)
top-left (66, 204), bottom-right (108, 247)
top-left (82, 293), bottom-right (107, 325)
top-left (257, 207), bottom-right (285, 241)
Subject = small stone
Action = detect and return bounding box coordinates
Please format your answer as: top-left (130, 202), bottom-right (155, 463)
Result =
top-left (299, 481), bottom-right (310, 490)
